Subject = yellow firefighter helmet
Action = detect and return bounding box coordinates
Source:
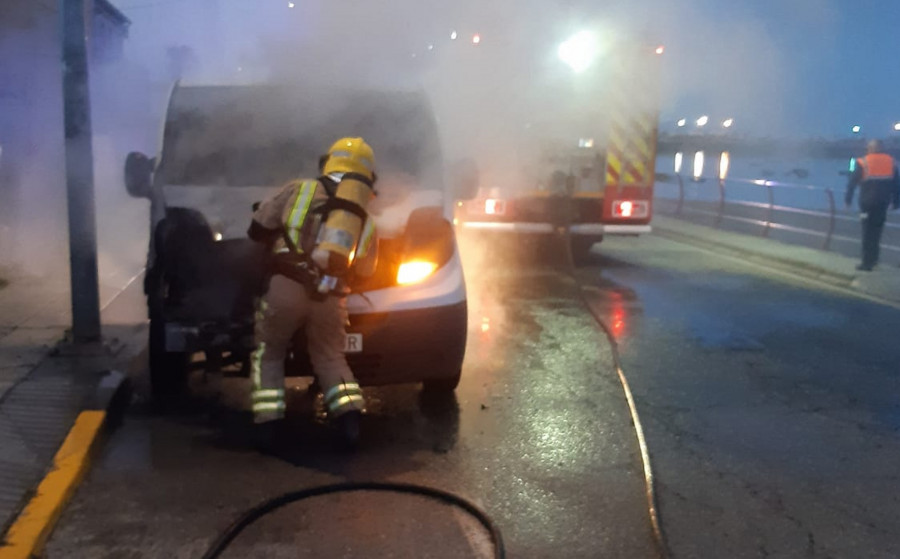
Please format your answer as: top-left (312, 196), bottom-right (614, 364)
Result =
top-left (322, 137), bottom-right (376, 182)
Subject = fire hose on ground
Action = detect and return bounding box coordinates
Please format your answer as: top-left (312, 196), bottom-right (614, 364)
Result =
top-left (200, 481), bottom-right (505, 559)
top-left (562, 223), bottom-right (672, 559)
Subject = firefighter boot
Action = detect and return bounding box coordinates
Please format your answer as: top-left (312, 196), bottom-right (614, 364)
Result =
top-left (335, 409), bottom-right (362, 448)
top-left (252, 419), bottom-right (285, 454)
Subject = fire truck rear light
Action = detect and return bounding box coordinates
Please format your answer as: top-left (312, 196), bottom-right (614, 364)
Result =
top-left (485, 199), bottom-right (505, 215)
top-left (613, 200), bottom-right (648, 218)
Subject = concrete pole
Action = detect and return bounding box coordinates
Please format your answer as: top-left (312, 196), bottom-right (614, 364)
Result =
top-left (61, 0), bottom-right (102, 343)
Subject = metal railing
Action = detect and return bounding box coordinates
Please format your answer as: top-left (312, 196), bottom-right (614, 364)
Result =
top-left (658, 173), bottom-right (900, 255)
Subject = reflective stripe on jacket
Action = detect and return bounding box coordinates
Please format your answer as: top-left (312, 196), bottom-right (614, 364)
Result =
top-left (357, 218), bottom-right (376, 259)
top-left (252, 177), bottom-right (377, 269)
top-left (283, 180), bottom-right (319, 252)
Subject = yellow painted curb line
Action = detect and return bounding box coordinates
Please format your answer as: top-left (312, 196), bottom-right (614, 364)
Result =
top-left (0, 410), bottom-right (106, 559)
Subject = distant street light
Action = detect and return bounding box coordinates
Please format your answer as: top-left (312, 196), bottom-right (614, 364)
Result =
top-left (472, 34), bottom-right (481, 45)
top-left (852, 125), bottom-right (861, 134)
top-left (287, 1), bottom-right (294, 6)
top-left (893, 122), bottom-right (900, 132)
top-left (722, 118), bottom-right (734, 128)
top-left (450, 30), bottom-right (458, 40)
top-left (655, 45), bottom-right (665, 55)
top-left (719, 152), bottom-right (731, 181)
top-left (693, 151), bottom-right (704, 179)
top-left (676, 118), bottom-right (687, 128)
top-left (557, 30), bottom-right (600, 74)
top-left (696, 115), bottom-right (709, 127)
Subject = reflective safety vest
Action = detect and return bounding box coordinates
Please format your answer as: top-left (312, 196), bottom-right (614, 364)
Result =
top-left (282, 179), bottom-right (376, 260)
top-left (858, 153), bottom-right (896, 181)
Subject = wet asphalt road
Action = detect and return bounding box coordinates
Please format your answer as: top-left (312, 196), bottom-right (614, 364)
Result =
top-left (44, 232), bottom-right (900, 558)
top-left (45, 234), bottom-right (656, 559)
top-left (580, 236), bottom-right (900, 559)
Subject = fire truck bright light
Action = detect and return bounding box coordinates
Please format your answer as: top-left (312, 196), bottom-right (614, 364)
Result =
top-left (619, 201), bottom-right (634, 217)
top-left (485, 199), bottom-right (502, 215)
top-left (397, 260), bottom-right (438, 285)
top-left (472, 34), bottom-right (481, 44)
top-left (558, 30), bottom-right (599, 73)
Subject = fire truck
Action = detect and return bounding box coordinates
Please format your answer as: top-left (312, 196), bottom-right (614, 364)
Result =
top-left (454, 38), bottom-right (660, 263)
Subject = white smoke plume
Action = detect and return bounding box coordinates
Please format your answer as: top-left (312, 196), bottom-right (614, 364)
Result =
top-left (0, 0), bottom-right (841, 295)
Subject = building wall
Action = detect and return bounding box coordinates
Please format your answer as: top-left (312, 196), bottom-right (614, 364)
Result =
top-left (0, 0), bottom-right (130, 273)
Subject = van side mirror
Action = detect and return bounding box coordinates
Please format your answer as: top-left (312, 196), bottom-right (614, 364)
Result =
top-left (450, 159), bottom-right (479, 201)
top-left (124, 152), bottom-right (155, 198)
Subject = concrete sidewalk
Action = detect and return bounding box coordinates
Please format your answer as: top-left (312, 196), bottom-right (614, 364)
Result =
top-left (652, 214), bottom-right (900, 306)
top-left (0, 264), bottom-right (141, 401)
top-left (0, 265), bottom-right (143, 541)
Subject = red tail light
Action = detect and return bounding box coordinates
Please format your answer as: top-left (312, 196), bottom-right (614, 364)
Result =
top-left (612, 200), bottom-right (649, 219)
top-left (484, 199), bottom-right (506, 215)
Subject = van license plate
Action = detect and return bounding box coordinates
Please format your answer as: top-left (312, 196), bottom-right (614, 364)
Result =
top-left (344, 333), bottom-right (363, 353)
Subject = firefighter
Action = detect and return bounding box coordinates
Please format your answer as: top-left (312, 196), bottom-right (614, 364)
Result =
top-left (845, 139), bottom-right (900, 271)
top-left (247, 137), bottom-right (378, 446)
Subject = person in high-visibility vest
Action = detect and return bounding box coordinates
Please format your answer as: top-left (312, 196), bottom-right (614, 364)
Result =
top-left (246, 137), bottom-right (378, 447)
top-left (845, 139), bottom-right (900, 271)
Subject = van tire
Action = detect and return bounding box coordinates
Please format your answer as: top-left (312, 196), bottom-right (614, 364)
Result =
top-left (423, 369), bottom-right (462, 394)
top-left (147, 267), bottom-right (190, 404)
top-left (149, 315), bottom-right (190, 403)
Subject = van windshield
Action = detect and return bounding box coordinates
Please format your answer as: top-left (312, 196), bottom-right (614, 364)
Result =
top-left (158, 85), bottom-right (444, 189)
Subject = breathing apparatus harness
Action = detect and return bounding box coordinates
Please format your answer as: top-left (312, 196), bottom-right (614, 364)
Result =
top-left (273, 172), bottom-right (375, 301)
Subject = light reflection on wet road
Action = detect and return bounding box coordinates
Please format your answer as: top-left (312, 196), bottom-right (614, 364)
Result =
top-left (46, 234), bottom-right (656, 558)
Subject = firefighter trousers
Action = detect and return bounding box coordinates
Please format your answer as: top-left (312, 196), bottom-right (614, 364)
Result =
top-left (250, 274), bottom-right (364, 423)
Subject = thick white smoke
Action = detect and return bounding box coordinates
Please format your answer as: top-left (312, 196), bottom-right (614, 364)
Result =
top-left (0, 0), bottom-right (841, 295)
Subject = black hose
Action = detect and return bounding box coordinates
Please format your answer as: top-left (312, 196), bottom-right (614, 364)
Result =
top-left (201, 481), bottom-right (505, 559)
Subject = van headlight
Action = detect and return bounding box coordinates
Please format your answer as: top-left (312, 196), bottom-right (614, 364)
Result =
top-left (397, 260), bottom-right (438, 285)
